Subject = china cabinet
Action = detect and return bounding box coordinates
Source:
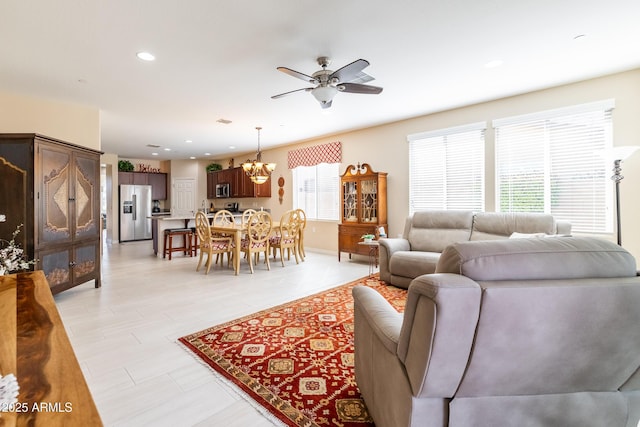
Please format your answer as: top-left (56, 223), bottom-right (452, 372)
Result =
top-left (0, 134), bottom-right (102, 294)
top-left (338, 163), bottom-right (387, 261)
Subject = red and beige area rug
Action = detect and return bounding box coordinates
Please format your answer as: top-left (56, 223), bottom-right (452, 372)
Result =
top-left (178, 275), bottom-right (407, 427)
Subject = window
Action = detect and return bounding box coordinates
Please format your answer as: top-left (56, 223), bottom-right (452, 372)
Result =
top-left (288, 141), bottom-right (342, 221)
top-left (493, 100), bottom-right (614, 233)
top-left (292, 163), bottom-right (340, 220)
top-left (408, 122), bottom-right (486, 213)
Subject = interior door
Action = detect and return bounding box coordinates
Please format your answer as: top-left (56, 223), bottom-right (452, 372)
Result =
top-left (172, 178), bottom-right (196, 216)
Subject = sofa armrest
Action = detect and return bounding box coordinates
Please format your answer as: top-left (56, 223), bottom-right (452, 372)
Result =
top-left (378, 238), bottom-right (410, 283)
top-left (398, 273), bottom-right (481, 397)
top-left (352, 285), bottom-right (403, 354)
top-left (556, 220), bottom-right (572, 235)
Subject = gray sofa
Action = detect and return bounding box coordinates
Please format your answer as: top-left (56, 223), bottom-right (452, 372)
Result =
top-left (353, 237), bottom-right (640, 427)
top-left (379, 210), bottom-right (572, 288)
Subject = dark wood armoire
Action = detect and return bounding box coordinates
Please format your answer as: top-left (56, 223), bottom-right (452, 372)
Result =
top-left (0, 134), bottom-right (102, 294)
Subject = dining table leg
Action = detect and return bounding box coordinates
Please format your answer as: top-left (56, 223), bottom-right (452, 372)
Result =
top-left (233, 229), bottom-right (241, 275)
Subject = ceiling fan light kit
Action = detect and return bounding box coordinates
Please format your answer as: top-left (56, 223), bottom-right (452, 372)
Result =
top-left (242, 127), bottom-right (276, 185)
top-left (272, 56), bottom-right (383, 108)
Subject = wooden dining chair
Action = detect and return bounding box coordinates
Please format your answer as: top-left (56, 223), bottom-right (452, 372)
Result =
top-left (270, 210), bottom-right (300, 267)
top-left (241, 209), bottom-right (257, 226)
top-left (194, 211), bottom-right (233, 274)
top-left (240, 210), bottom-right (272, 273)
top-left (211, 209), bottom-right (236, 267)
top-left (213, 209), bottom-right (235, 228)
top-left (294, 208), bottom-right (307, 261)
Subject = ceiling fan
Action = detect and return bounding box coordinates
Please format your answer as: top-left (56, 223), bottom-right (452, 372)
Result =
top-left (271, 57), bottom-right (383, 109)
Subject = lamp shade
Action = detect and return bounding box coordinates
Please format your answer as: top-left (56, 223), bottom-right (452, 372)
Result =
top-left (595, 145), bottom-right (640, 162)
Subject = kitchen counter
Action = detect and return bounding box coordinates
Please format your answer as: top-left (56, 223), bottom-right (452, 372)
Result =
top-left (150, 212), bottom-right (243, 257)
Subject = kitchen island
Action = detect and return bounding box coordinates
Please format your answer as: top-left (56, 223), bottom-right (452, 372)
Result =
top-left (150, 212), bottom-right (242, 258)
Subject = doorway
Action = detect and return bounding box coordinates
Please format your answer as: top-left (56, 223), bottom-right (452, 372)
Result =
top-left (172, 178), bottom-right (196, 216)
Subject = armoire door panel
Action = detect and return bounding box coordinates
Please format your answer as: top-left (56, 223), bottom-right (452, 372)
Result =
top-left (39, 144), bottom-right (72, 244)
top-left (74, 154), bottom-right (99, 240)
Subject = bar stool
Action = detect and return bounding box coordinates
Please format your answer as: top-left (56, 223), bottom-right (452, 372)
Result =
top-left (163, 228), bottom-right (193, 260)
top-left (190, 227), bottom-right (198, 257)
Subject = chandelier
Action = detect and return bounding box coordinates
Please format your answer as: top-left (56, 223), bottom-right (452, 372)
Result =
top-left (242, 127), bottom-right (276, 185)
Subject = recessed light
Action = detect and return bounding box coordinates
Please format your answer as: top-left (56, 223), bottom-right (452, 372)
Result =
top-left (484, 59), bottom-right (503, 69)
top-left (185, 140), bottom-right (192, 143)
top-left (164, 148), bottom-right (171, 151)
top-left (136, 51), bottom-right (155, 61)
top-left (229, 146), bottom-right (236, 150)
top-left (152, 152), bottom-right (158, 156)
top-left (189, 156), bottom-right (196, 160)
top-left (204, 152), bottom-right (211, 156)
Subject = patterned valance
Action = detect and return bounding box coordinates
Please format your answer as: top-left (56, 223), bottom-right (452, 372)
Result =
top-left (287, 142), bottom-right (342, 169)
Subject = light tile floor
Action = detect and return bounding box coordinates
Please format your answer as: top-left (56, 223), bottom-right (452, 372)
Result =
top-left (54, 239), bottom-right (371, 427)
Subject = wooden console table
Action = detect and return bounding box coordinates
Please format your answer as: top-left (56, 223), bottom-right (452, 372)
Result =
top-left (0, 271), bottom-right (102, 427)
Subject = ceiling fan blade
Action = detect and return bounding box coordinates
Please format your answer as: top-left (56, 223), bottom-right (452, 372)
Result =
top-left (337, 83), bottom-right (383, 94)
top-left (329, 59), bottom-right (370, 83)
top-left (271, 88), bottom-right (313, 99)
top-left (277, 67), bottom-right (316, 83)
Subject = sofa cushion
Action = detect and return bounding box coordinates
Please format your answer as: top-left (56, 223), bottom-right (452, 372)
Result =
top-left (390, 251), bottom-right (441, 279)
top-left (408, 210), bottom-right (473, 252)
top-left (435, 237), bottom-right (637, 281)
top-left (470, 212), bottom-right (556, 241)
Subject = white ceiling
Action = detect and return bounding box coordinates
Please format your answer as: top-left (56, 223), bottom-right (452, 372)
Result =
top-left (2, 0), bottom-right (639, 161)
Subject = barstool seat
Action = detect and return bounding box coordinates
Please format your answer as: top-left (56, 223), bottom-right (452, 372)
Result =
top-left (163, 228), bottom-right (193, 260)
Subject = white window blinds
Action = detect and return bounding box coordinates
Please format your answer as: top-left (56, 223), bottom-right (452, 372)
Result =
top-left (408, 122), bottom-right (486, 213)
top-left (493, 100), bottom-right (614, 233)
top-left (292, 163), bottom-right (340, 220)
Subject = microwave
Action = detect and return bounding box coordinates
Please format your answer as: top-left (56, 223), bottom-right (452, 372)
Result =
top-left (215, 183), bottom-right (230, 198)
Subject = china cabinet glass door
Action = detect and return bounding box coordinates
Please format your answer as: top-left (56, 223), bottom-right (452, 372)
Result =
top-left (342, 180), bottom-right (358, 222)
top-left (359, 179), bottom-right (378, 223)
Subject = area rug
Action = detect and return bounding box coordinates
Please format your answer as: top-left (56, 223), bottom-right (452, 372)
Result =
top-left (178, 275), bottom-right (407, 427)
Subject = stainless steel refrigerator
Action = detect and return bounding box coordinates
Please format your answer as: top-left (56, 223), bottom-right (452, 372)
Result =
top-left (119, 184), bottom-right (152, 241)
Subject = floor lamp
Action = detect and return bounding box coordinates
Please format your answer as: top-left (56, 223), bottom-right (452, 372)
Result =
top-left (598, 146), bottom-right (639, 246)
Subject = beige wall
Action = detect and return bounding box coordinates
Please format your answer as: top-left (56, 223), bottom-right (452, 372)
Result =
top-left (252, 69), bottom-right (640, 260)
top-left (0, 90), bottom-right (100, 149)
top-left (3, 69), bottom-right (639, 260)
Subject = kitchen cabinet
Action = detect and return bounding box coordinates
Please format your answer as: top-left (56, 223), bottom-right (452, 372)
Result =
top-left (206, 167), bottom-right (272, 198)
top-left (338, 163), bottom-right (387, 261)
top-left (118, 172), bottom-right (167, 200)
top-left (206, 171), bottom-right (218, 199)
top-left (118, 171), bottom-right (134, 185)
top-left (0, 133), bottom-right (102, 294)
top-left (148, 172), bottom-right (167, 200)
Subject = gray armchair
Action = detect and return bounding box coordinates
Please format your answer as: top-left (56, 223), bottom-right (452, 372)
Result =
top-left (354, 237), bottom-right (640, 427)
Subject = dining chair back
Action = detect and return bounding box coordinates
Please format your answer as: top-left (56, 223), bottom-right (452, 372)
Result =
top-left (270, 210), bottom-right (300, 267)
top-left (294, 208), bottom-right (307, 260)
top-left (213, 209), bottom-right (235, 228)
top-left (241, 209), bottom-right (257, 226)
top-left (195, 210), bottom-right (233, 274)
top-left (241, 210), bottom-right (272, 273)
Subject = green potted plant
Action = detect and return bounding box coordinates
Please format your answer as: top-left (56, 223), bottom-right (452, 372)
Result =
top-left (206, 163), bottom-right (222, 172)
top-left (361, 233), bottom-right (375, 243)
top-left (118, 160), bottom-right (134, 172)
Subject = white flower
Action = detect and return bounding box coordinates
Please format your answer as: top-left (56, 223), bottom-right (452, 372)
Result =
top-left (0, 224), bottom-right (36, 275)
top-left (0, 373), bottom-right (20, 409)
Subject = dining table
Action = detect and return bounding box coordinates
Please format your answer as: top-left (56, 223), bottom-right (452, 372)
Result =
top-left (209, 221), bottom-right (279, 275)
